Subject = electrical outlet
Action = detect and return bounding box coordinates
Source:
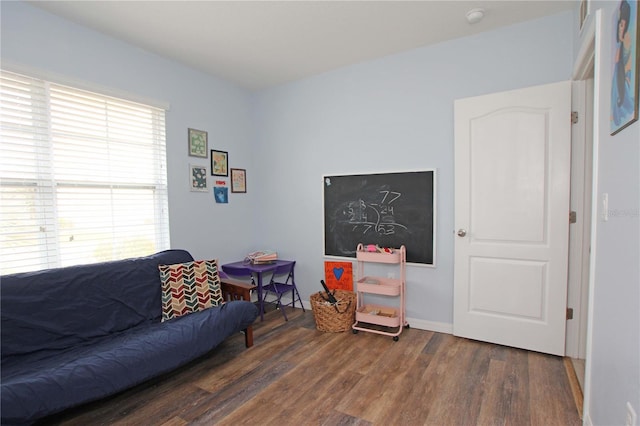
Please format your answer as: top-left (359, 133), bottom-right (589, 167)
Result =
top-left (626, 402), bottom-right (637, 426)
top-left (387, 272), bottom-right (395, 279)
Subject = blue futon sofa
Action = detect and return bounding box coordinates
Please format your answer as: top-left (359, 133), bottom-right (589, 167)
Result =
top-left (1, 249), bottom-right (258, 425)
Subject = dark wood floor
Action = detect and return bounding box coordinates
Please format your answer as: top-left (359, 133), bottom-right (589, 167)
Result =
top-left (41, 304), bottom-right (582, 426)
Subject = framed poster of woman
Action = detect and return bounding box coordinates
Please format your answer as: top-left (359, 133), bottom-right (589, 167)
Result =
top-left (611, 0), bottom-right (639, 135)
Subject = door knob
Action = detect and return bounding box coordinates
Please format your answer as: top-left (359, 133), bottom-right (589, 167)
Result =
top-left (457, 229), bottom-right (467, 237)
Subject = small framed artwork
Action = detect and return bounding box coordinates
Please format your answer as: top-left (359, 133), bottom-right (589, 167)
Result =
top-left (188, 128), bottom-right (208, 158)
top-left (189, 164), bottom-right (208, 192)
top-left (231, 168), bottom-right (246, 193)
top-left (610, 0), bottom-right (638, 135)
top-left (211, 150), bottom-right (228, 176)
top-left (214, 186), bottom-right (229, 203)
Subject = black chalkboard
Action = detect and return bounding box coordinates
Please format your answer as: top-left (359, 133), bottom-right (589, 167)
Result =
top-left (323, 170), bottom-right (435, 265)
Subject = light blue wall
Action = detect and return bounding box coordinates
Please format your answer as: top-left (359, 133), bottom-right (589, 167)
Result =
top-left (0, 1), bottom-right (258, 263)
top-left (575, 3), bottom-right (640, 425)
top-left (251, 12), bottom-right (574, 326)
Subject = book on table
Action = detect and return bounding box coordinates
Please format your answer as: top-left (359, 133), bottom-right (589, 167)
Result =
top-left (245, 250), bottom-right (278, 264)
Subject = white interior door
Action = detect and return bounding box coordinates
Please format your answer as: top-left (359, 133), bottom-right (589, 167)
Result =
top-left (453, 81), bottom-right (571, 356)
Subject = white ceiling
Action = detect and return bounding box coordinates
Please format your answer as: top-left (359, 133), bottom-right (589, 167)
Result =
top-left (29, 1), bottom-right (576, 91)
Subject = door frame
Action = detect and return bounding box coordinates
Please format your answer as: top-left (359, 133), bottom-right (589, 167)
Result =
top-left (570, 8), bottom-right (602, 425)
top-left (566, 79), bottom-right (594, 360)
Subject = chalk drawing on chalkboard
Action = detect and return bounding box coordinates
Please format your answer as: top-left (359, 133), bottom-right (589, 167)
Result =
top-left (323, 170), bottom-right (435, 266)
top-left (336, 192), bottom-right (407, 237)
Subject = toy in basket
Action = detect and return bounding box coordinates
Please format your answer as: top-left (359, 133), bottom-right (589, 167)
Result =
top-left (310, 280), bottom-right (356, 332)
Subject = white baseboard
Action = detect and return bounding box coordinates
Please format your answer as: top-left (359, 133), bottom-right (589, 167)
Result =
top-left (405, 317), bottom-right (453, 334)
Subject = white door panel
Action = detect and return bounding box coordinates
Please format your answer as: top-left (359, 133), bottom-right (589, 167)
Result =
top-left (470, 258), bottom-right (546, 320)
top-left (471, 109), bottom-right (548, 242)
top-left (454, 81), bottom-right (571, 356)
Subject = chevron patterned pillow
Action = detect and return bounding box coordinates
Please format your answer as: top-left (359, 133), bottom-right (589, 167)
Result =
top-left (158, 259), bottom-right (224, 322)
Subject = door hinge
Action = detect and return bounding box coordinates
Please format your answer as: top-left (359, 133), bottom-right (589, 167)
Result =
top-left (571, 111), bottom-right (579, 124)
top-left (566, 308), bottom-right (574, 320)
top-left (569, 211), bottom-right (577, 224)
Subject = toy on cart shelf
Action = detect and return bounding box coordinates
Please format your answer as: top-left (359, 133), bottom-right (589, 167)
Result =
top-left (363, 244), bottom-right (395, 254)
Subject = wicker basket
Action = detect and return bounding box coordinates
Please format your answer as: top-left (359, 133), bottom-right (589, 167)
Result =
top-left (310, 290), bottom-right (356, 332)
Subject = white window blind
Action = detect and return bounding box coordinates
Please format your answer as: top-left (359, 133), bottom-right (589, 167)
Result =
top-left (0, 70), bottom-right (170, 274)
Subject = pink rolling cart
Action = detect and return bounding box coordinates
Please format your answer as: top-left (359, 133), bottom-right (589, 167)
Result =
top-left (352, 243), bottom-right (408, 341)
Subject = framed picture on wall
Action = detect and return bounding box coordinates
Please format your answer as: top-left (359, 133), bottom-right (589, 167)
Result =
top-left (189, 164), bottom-right (208, 192)
top-left (188, 128), bottom-right (208, 157)
top-left (211, 150), bottom-right (228, 176)
top-left (231, 168), bottom-right (246, 193)
top-left (610, 0), bottom-right (639, 135)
